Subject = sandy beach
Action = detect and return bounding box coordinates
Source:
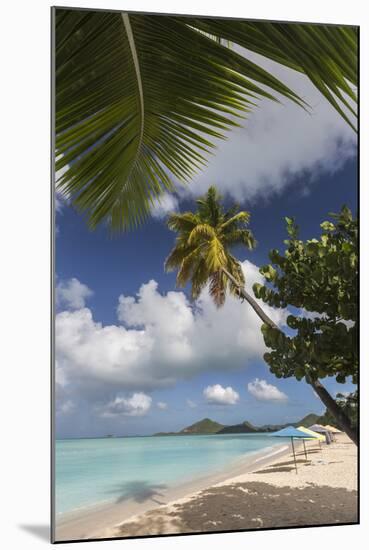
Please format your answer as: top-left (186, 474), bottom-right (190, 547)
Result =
top-left (55, 434), bottom-right (357, 541)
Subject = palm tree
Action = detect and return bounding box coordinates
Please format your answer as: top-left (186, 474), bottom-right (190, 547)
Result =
top-left (165, 186), bottom-right (269, 322)
top-left (165, 187), bottom-right (357, 445)
top-left (55, 9), bottom-right (357, 230)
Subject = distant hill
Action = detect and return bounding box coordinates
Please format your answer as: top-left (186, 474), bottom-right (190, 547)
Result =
top-left (180, 418), bottom-right (225, 434)
top-left (154, 418), bottom-right (224, 436)
top-left (294, 413), bottom-right (320, 428)
top-left (153, 413), bottom-right (323, 436)
top-left (218, 420), bottom-right (258, 434)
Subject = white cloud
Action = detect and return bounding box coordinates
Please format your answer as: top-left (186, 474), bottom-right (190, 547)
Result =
top-left (56, 261), bottom-right (286, 404)
top-left (157, 401), bottom-right (168, 410)
top-left (181, 48), bottom-right (356, 204)
top-left (55, 160), bottom-right (70, 212)
top-left (55, 193), bottom-right (64, 213)
top-left (247, 378), bottom-right (288, 402)
top-left (99, 392), bottom-right (152, 418)
top-left (186, 399), bottom-right (197, 408)
top-left (151, 192), bottom-right (179, 219)
top-left (56, 277), bottom-right (93, 310)
top-left (56, 399), bottom-right (75, 415)
top-left (203, 384), bottom-right (239, 405)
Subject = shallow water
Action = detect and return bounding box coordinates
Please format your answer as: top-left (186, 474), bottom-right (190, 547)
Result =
top-left (55, 433), bottom-right (275, 515)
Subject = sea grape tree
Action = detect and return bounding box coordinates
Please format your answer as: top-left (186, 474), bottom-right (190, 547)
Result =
top-left (253, 207), bottom-right (358, 441)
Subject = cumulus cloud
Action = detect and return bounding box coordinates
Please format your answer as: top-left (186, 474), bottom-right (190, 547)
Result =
top-left (55, 261), bottom-right (286, 406)
top-left (56, 399), bottom-right (75, 415)
top-left (56, 277), bottom-right (93, 310)
top-left (55, 193), bottom-right (64, 213)
top-left (151, 192), bottom-right (179, 219)
top-left (181, 48), bottom-right (356, 204)
top-left (99, 392), bottom-right (152, 418)
top-left (203, 384), bottom-right (239, 405)
top-left (186, 399), bottom-right (197, 408)
top-left (55, 374), bottom-right (75, 415)
top-left (157, 401), bottom-right (168, 410)
top-left (247, 378), bottom-right (288, 402)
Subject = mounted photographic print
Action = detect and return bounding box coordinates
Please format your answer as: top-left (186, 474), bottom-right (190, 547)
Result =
top-left (52, 6), bottom-right (359, 543)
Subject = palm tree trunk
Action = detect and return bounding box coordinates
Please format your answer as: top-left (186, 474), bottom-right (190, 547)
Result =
top-left (221, 267), bottom-right (358, 446)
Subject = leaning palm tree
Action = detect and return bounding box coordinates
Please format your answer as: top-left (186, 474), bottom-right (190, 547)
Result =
top-left (165, 186), bottom-right (276, 324)
top-left (165, 186), bottom-right (357, 444)
top-left (55, 10), bottom-right (357, 230)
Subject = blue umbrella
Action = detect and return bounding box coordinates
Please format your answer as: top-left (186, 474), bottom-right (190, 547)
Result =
top-left (269, 426), bottom-right (314, 474)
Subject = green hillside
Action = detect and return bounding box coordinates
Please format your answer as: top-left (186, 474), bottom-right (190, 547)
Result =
top-left (180, 418), bottom-right (225, 434)
top-left (153, 413), bottom-right (323, 436)
top-left (218, 421), bottom-right (257, 434)
top-left (295, 413), bottom-right (320, 428)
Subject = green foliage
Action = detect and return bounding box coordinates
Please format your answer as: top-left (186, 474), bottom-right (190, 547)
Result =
top-left (253, 207), bottom-right (357, 385)
top-left (55, 9), bottom-right (357, 230)
top-left (180, 418), bottom-right (225, 434)
top-left (165, 186), bottom-right (256, 307)
top-left (320, 391), bottom-right (358, 428)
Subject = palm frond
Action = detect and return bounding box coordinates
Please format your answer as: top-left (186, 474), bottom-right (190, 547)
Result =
top-left (56, 10), bottom-right (357, 230)
top-left (176, 245), bottom-right (204, 287)
top-left (226, 253), bottom-right (246, 294)
top-left (209, 270), bottom-right (227, 307)
top-left (185, 18), bottom-right (358, 131)
top-left (167, 212), bottom-right (201, 234)
top-left (205, 237), bottom-right (227, 272)
top-left (223, 228), bottom-right (257, 249)
top-left (55, 10), bottom-right (312, 230)
top-left (164, 243), bottom-right (196, 271)
top-left (188, 224), bottom-right (216, 244)
top-left (220, 211), bottom-right (251, 230)
top-left (191, 258), bottom-right (210, 300)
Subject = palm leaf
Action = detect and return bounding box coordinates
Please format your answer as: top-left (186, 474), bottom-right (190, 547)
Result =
top-left (185, 18), bottom-right (358, 130)
top-left (164, 243), bottom-right (195, 271)
top-left (166, 212), bottom-right (202, 236)
top-left (209, 270), bottom-right (227, 307)
top-left (55, 10), bottom-right (308, 230)
top-left (220, 211), bottom-right (251, 230)
top-left (55, 10), bottom-right (357, 230)
top-left (188, 224), bottom-right (216, 244)
top-left (223, 228), bottom-right (257, 249)
top-left (191, 258), bottom-right (210, 300)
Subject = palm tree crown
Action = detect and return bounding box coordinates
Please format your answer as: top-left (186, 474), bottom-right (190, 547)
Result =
top-left (165, 186), bottom-right (256, 307)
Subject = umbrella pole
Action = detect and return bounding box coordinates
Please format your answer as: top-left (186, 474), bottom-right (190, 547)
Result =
top-left (302, 439), bottom-right (308, 460)
top-left (291, 437), bottom-right (298, 474)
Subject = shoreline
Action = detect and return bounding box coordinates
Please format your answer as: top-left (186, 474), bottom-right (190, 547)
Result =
top-left (55, 441), bottom-right (290, 541)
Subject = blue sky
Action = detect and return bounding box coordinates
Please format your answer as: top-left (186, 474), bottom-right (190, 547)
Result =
top-left (55, 48), bottom-right (357, 439)
top-left (55, 158), bottom-right (357, 438)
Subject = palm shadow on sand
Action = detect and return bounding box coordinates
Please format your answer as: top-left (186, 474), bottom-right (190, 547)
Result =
top-left (108, 480), bottom-right (168, 505)
top-left (118, 481), bottom-right (358, 537)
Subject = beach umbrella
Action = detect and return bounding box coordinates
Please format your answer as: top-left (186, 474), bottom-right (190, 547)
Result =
top-left (323, 424), bottom-right (341, 442)
top-left (297, 426), bottom-right (325, 451)
top-left (269, 426), bottom-right (312, 474)
top-left (308, 424), bottom-right (332, 443)
top-left (324, 424), bottom-right (342, 433)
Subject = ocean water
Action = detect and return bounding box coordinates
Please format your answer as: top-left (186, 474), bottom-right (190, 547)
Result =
top-left (55, 434), bottom-right (276, 515)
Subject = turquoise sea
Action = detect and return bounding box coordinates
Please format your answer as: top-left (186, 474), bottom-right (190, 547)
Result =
top-left (55, 434), bottom-right (277, 515)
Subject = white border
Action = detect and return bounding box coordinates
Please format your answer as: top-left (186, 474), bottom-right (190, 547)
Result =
top-left (1, 1), bottom-right (367, 548)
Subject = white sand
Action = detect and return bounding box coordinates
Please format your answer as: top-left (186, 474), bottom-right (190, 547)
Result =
top-left (115, 433), bottom-right (357, 537)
